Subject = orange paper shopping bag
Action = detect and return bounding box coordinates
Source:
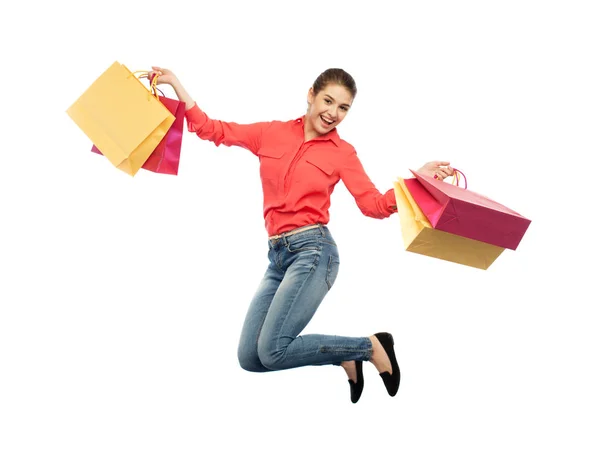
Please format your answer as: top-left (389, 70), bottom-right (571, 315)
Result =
top-left (92, 94), bottom-right (186, 175)
top-left (67, 61), bottom-right (175, 176)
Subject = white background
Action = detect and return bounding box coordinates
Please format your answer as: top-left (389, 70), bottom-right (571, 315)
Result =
top-left (1, 1), bottom-right (599, 461)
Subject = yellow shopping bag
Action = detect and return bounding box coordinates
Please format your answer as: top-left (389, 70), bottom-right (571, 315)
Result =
top-left (66, 61), bottom-right (175, 176)
top-left (394, 177), bottom-right (504, 270)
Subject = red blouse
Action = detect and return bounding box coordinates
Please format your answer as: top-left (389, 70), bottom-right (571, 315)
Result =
top-left (185, 104), bottom-right (397, 236)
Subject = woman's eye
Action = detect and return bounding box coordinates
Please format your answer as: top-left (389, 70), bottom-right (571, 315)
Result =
top-left (324, 99), bottom-right (332, 104)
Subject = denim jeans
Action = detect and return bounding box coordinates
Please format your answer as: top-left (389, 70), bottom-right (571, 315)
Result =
top-left (237, 224), bottom-right (373, 372)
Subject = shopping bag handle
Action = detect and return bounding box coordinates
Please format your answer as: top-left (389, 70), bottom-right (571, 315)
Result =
top-left (452, 168), bottom-right (467, 189)
top-left (130, 70), bottom-right (163, 99)
top-left (143, 72), bottom-right (166, 97)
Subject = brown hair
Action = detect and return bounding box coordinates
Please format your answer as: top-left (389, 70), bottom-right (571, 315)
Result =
top-left (312, 68), bottom-right (357, 99)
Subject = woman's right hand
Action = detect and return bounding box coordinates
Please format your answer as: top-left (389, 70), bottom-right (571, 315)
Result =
top-left (148, 66), bottom-right (178, 86)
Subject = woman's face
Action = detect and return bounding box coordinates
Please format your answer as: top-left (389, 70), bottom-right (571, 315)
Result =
top-left (305, 83), bottom-right (353, 138)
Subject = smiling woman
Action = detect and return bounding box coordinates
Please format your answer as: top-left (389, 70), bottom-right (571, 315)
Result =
top-left (147, 64), bottom-right (454, 404)
top-left (304, 68), bottom-right (355, 140)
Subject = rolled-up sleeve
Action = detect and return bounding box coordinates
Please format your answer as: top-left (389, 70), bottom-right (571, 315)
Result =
top-left (339, 151), bottom-right (397, 219)
top-left (185, 103), bottom-right (269, 155)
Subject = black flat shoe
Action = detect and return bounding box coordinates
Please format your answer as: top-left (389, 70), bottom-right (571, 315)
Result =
top-left (349, 361), bottom-right (364, 403)
top-left (374, 332), bottom-right (400, 396)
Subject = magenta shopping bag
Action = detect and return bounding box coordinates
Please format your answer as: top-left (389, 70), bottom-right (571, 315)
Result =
top-left (92, 95), bottom-right (185, 175)
top-left (405, 169), bottom-right (531, 250)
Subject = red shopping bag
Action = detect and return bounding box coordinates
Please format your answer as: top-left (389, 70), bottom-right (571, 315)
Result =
top-left (406, 169), bottom-right (531, 250)
top-left (92, 95), bottom-right (185, 175)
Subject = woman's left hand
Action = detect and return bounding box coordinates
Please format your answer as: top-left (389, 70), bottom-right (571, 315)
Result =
top-left (416, 161), bottom-right (454, 181)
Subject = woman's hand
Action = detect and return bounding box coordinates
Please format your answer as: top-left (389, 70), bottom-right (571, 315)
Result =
top-left (148, 66), bottom-right (178, 86)
top-left (416, 161), bottom-right (454, 181)
top-left (147, 66), bottom-right (196, 111)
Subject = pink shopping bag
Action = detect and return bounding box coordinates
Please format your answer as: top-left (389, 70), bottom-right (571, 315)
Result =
top-left (405, 169), bottom-right (531, 250)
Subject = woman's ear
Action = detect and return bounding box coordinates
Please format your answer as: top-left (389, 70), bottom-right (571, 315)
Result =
top-left (307, 87), bottom-right (315, 105)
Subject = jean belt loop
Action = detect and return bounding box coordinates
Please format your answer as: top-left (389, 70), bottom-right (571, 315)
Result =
top-left (318, 223), bottom-right (325, 237)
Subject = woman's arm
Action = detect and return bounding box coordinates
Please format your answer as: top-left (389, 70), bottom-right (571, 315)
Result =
top-left (149, 66), bottom-right (267, 154)
top-left (340, 155), bottom-right (454, 217)
top-left (340, 152), bottom-right (397, 219)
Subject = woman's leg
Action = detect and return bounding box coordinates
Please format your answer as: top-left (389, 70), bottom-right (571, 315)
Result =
top-left (237, 261), bottom-right (283, 372)
top-left (256, 227), bottom-right (373, 371)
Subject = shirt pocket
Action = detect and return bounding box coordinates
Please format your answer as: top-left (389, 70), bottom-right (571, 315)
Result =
top-left (294, 156), bottom-right (337, 192)
top-left (257, 148), bottom-right (285, 159)
top-left (305, 157), bottom-right (334, 176)
top-left (258, 148), bottom-right (285, 187)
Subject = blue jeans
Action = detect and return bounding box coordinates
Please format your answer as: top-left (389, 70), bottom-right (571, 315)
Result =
top-left (237, 224), bottom-right (374, 372)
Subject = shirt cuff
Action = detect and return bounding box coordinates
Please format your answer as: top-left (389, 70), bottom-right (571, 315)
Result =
top-left (385, 188), bottom-right (397, 213)
top-left (185, 103), bottom-right (209, 131)
top-left (184, 102), bottom-right (201, 120)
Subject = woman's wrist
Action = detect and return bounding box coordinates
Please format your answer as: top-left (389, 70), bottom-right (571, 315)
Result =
top-left (170, 78), bottom-right (195, 110)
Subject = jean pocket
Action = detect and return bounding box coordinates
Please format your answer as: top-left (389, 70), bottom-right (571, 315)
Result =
top-left (326, 255), bottom-right (340, 290)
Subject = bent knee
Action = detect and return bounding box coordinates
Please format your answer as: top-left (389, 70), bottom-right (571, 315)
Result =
top-left (257, 347), bottom-right (285, 371)
top-left (238, 349), bottom-right (268, 373)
